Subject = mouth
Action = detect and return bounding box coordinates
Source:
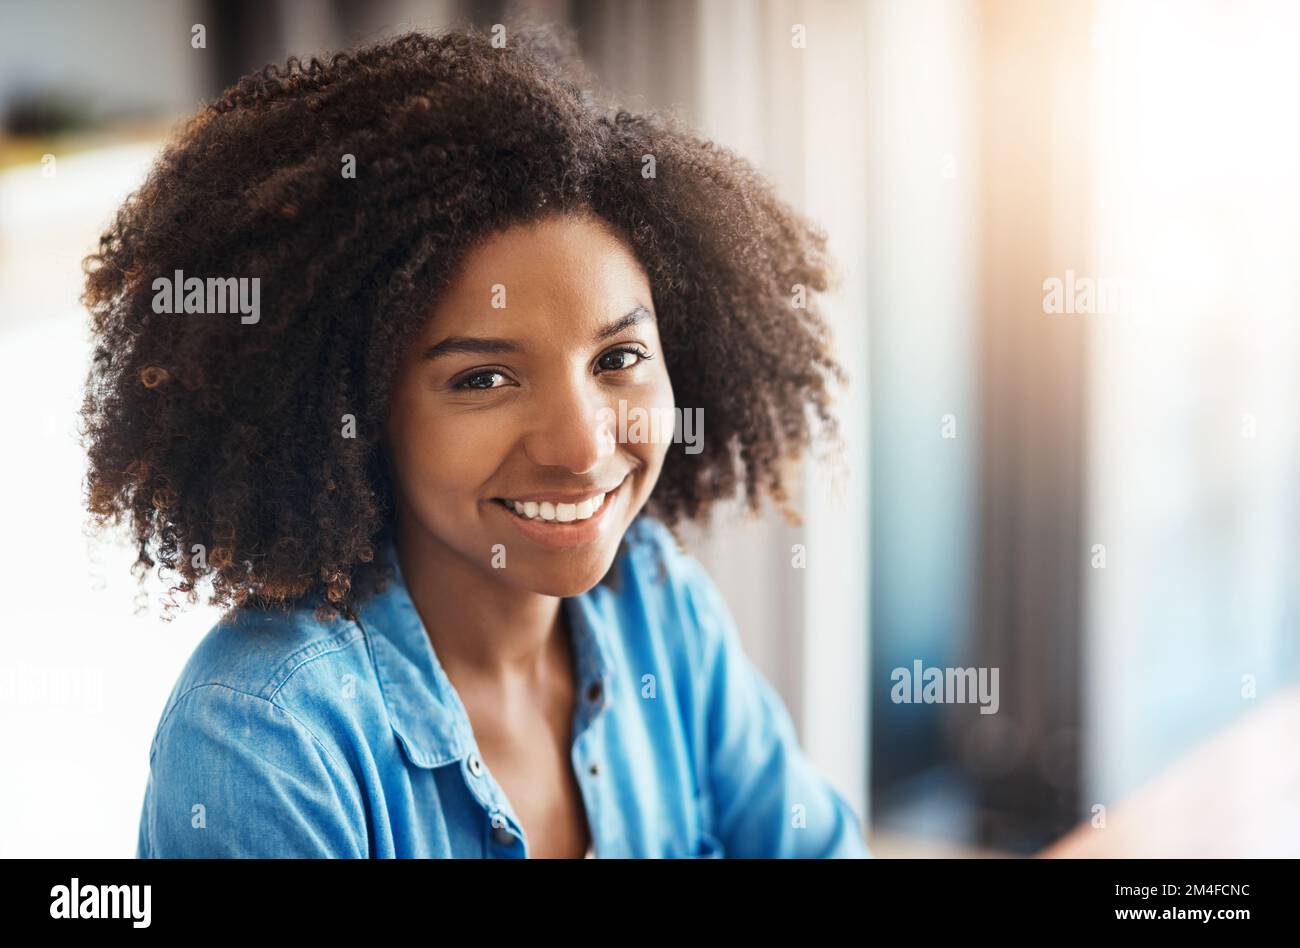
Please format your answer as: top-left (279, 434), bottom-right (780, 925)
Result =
top-left (492, 488), bottom-right (611, 523)
top-left (487, 474), bottom-right (629, 549)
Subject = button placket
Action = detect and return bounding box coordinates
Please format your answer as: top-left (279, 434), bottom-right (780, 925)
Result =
top-left (490, 810), bottom-right (515, 847)
top-left (461, 750), bottom-right (496, 812)
top-left (464, 750), bottom-right (525, 853)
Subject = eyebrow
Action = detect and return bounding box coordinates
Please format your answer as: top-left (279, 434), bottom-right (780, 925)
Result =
top-left (420, 304), bottom-right (654, 360)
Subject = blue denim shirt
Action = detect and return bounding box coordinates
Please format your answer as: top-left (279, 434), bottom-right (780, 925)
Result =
top-left (136, 515), bottom-right (869, 858)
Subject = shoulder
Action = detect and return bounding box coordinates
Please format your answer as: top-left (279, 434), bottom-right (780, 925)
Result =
top-left (139, 599), bottom-right (375, 857)
top-left (148, 595), bottom-right (377, 764)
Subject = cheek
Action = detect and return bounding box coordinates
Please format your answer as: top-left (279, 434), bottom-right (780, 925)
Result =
top-left (650, 359), bottom-right (675, 409)
top-left (626, 364), bottom-right (677, 471)
top-left (388, 393), bottom-right (507, 504)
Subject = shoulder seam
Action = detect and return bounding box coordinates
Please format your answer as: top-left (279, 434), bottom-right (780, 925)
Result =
top-left (157, 680), bottom-right (353, 782)
top-left (188, 615), bottom-right (366, 702)
top-left (264, 623), bottom-right (366, 704)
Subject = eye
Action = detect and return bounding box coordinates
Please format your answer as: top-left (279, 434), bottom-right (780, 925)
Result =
top-left (452, 369), bottom-right (512, 390)
top-left (596, 345), bottom-right (653, 373)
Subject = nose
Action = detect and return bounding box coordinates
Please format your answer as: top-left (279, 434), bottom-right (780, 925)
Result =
top-left (521, 378), bottom-right (618, 475)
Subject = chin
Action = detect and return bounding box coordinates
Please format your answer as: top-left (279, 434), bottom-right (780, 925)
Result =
top-left (509, 548), bottom-right (621, 598)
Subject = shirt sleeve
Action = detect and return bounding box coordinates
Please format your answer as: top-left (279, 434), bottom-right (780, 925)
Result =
top-left (138, 683), bottom-right (368, 857)
top-left (680, 553), bottom-right (871, 858)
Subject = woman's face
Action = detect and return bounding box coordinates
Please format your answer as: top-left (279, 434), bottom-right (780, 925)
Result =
top-left (385, 212), bottom-right (675, 598)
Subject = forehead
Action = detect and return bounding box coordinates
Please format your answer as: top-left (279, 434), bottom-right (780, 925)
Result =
top-left (432, 213), bottom-right (651, 327)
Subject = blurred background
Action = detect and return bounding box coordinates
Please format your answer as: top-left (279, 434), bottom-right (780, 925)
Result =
top-left (2, 0), bottom-right (1298, 858)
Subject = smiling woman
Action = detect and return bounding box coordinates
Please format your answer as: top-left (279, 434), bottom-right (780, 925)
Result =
top-left (384, 212), bottom-right (675, 592)
top-left (82, 21), bottom-right (866, 858)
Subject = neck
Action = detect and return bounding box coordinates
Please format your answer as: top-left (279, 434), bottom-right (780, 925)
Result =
top-left (393, 519), bottom-right (564, 690)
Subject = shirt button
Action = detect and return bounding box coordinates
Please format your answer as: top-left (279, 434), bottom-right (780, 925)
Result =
top-left (467, 753), bottom-right (484, 777)
top-left (589, 762), bottom-right (600, 777)
top-left (586, 681), bottom-right (603, 703)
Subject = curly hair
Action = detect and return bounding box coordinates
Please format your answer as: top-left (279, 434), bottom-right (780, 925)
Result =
top-left (80, 20), bottom-right (845, 621)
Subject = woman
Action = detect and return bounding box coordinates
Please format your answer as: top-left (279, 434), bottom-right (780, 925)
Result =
top-left (82, 23), bottom-right (867, 858)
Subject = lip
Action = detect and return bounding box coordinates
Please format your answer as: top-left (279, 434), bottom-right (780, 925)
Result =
top-left (487, 474), bottom-right (629, 550)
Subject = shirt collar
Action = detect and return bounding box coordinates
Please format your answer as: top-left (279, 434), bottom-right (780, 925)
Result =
top-left (356, 536), bottom-right (616, 769)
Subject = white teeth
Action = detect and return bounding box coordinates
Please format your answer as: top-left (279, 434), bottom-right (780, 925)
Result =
top-left (502, 491), bottom-right (611, 523)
